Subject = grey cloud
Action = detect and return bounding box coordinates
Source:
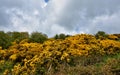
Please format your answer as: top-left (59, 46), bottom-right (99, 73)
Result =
top-left (88, 11), bottom-right (120, 34)
top-left (0, 0), bottom-right (27, 9)
top-left (0, 8), bottom-right (10, 26)
top-left (0, 0), bottom-right (26, 27)
top-left (0, 0), bottom-right (45, 31)
top-left (53, 0), bottom-right (120, 34)
top-left (0, 0), bottom-right (120, 36)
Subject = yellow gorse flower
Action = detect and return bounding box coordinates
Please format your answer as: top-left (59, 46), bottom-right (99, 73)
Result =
top-left (1, 34), bottom-right (120, 75)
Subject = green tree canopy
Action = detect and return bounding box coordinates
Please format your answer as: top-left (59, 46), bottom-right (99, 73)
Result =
top-left (29, 32), bottom-right (48, 43)
top-left (0, 31), bottom-right (12, 49)
top-left (95, 31), bottom-right (108, 39)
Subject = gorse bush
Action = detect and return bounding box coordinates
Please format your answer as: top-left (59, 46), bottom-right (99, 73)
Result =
top-left (0, 31), bottom-right (47, 49)
top-left (0, 32), bottom-right (120, 75)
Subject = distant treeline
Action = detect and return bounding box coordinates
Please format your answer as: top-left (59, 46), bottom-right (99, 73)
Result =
top-left (0, 31), bottom-right (120, 49)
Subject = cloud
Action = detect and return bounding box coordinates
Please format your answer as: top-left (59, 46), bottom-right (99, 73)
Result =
top-left (0, 0), bottom-right (120, 37)
top-left (52, 0), bottom-right (120, 33)
top-left (0, 8), bottom-right (10, 26)
top-left (0, 0), bottom-right (46, 31)
top-left (88, 10), bottom-right (120, 34)
top-left (45, 0), bottom-right (49, 3)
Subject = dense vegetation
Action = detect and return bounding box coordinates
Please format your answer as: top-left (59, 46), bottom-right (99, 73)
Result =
top-left (0, 31), bottom-right (120, 75)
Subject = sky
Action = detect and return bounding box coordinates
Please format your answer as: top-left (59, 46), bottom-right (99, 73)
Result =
top-left (0, 0), bottom-right (120, 37)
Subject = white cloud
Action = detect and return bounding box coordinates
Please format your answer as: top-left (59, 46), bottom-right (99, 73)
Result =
top-left (0, 0), bottom-right (120, 37)
top-left (88, 10), bottom-right (120, 34)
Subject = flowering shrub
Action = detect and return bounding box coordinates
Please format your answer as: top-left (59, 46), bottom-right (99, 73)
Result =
top-left (0, 34), bottom-right (120, 75)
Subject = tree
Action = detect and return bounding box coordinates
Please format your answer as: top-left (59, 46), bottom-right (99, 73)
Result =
top-left (54, 33), bottom-right (67, 40)
top-left (54, 34), bottom-right (59, 39)
top-left (29, 32), bottom-right (48, 43)
top-left (59, 33), bottom-right (66, 40)
top-left (7, 32), bottom-right (29, 43)
top-left (95, 31), bottom-right (108, 39)
top-left (20, 32), bottom-right (29, 40)
top-left (0, 31), bottom-right (12, 49)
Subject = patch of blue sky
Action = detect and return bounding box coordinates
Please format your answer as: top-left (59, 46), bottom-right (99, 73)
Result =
top-left (45, 0), bottom-right (49, 3)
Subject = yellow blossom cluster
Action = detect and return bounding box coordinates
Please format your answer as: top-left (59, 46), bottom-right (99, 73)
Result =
top-left (0, 34), bottom-right (120, 75)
